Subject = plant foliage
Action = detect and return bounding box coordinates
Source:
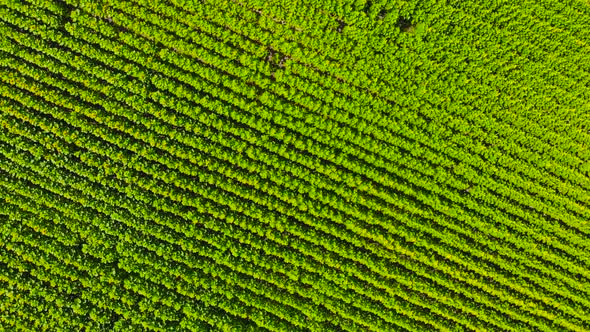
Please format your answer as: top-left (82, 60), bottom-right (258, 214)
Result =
top-left (1, 0), bottom-right (590, 331)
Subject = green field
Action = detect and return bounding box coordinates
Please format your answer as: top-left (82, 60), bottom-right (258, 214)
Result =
top-left (1, 0), bottom-right (590, 330)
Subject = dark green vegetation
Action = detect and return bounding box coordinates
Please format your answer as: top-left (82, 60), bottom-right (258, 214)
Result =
top-left (1, 0), bottom-right (590, 330)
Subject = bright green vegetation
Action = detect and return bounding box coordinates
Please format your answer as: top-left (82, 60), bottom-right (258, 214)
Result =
top-left (1, 0), bottom-right (590, 330)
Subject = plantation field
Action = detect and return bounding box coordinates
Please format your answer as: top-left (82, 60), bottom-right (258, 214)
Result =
top-left (1, 0), bottom-right (590, 330)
